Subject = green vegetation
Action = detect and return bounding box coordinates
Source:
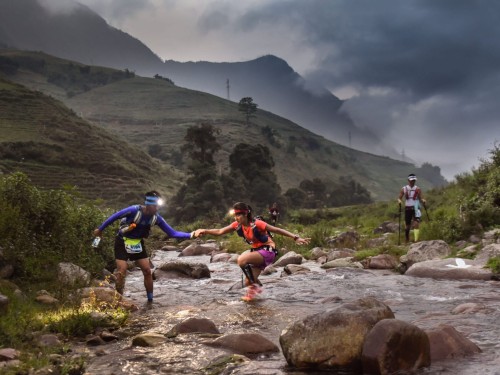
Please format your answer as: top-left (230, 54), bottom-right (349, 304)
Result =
top-left (0, 138), bottom-right (497, 375)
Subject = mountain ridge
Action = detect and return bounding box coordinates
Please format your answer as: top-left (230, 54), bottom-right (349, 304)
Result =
top-left (0, 0), bottom-right (397, 158)
top-left (0, 49), bottom-right (447, 203)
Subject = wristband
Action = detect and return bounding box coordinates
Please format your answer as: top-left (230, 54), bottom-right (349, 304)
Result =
top-left (293, 235), bottom-right (299, 241)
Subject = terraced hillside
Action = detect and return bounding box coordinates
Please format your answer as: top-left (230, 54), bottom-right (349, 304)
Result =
top-left (0, 77), bottom-right (182, 207)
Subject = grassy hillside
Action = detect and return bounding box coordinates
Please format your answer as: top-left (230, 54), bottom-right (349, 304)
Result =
top-left (0, 49), bottom-right (446, 202)
top-left (0, 76), bottom-right (182, 207)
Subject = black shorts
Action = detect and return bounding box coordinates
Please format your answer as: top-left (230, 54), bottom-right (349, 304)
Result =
top-left (404, 207), bottom-right (420, 226)
top-left (114, 236), bottom-right (148, 261)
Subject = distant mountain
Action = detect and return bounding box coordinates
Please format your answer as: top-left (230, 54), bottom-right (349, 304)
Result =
top-left (0, 0), bottom-right (164, 73)
top-left (0, 0), bottom-right (396, 158)
top-left (0, 50), bottom-right (447, 203)
top-left (163, 55), bottom-right (382, 153)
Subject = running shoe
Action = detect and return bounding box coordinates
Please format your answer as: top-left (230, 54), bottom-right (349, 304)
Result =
top-left (241, 284), bottom-right (262, 301)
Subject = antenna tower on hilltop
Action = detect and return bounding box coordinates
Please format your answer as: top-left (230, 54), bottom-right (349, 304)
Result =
top-left (226, 79), bottom-right (230, 100)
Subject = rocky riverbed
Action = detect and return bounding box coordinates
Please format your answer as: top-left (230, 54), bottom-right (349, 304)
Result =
top-left (77, 246), bottom-right (500, 375)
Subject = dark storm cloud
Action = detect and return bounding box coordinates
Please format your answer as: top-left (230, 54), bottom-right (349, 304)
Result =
top-left (48, 0), bottom-right (500, 178)
top-left (217, 0), bottom-right (500, 99)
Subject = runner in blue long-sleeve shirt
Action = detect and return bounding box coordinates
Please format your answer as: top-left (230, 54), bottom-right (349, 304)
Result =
top-left (93, 191), bottom-right (196, 303)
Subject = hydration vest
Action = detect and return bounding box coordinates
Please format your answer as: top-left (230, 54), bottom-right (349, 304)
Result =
top-left (236, 218), bottom-right (272, 245)
top-left (119, 205), bottom-right (158, 235)
top-left (404, 186), bottom-right (420, 200)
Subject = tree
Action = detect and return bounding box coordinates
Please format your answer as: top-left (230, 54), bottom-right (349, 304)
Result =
top-left (223, 143), bottom-right (281, 213)
top-left (168, 123), bottom-right (225, 223)
top-left (238, 97), bottom-right (258, 126)
top-left (181, 123), bottom-right (221, 165)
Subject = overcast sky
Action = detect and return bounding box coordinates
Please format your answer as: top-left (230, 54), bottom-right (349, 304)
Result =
top-left (45, 0), bottom-right (500, 180)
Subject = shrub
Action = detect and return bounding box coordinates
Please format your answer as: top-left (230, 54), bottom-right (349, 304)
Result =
top-left (0, 172), bottom-right (113, 283)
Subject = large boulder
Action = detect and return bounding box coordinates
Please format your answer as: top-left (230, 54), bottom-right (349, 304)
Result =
top-left (279, 297), bottom-right (394, 371)
top-left (362, 319), bottom-right (430, 375)
top-left (367, 254), bottom-right (399, 270)
top-left (425, 324), bottom-right (481, 361)
top-left (400, 240), bottom-right (452, 268)
top-left (179, 242), bottom-right (220, 256)
top-left (405, 258), bottom-right (492, 280)
top-left (167, 317), bottom-right (220, 337)
top-left (204, 333), bottom-right (279, 356)
top-left (273, 251), bottom-right (303, 267)
top-left (155, 261), bottom-right (211, 279)
top-left (58, 262), bottom-right (91, 286)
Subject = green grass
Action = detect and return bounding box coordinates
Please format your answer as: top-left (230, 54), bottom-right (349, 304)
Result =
top-left (0, 283), bottom-right (128, 375)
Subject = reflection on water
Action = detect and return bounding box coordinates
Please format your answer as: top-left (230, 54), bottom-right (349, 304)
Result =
top-left (85, 249), bottom-right (500, 375)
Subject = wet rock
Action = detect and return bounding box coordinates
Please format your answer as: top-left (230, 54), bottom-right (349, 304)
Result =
top-left (451, 302), bottom-right (491, 315)
top-left (210, 252), bottom-right (233, 263)
top-left (400, 240), bottom-right (452, 268)
top-left (273, 251), bottom-right (303, 267)
top-left (326, 248), bottom-right (356, 261)
top-left (279, 297), bottom-right (394, 370)
top-left (405, 258), bottom-right (492, 280)
top-left (167, 317), bottom-right (220, 337)
top-left (132, 332), bottom-right (166, 347)
top-left (281, 264), bottom-right (311, 276)
top-left (179, 242), bottom-right (219, 256)
top-left (321, 257), bottom-right (363, 269)
top-left (425, 324), bottom-right (482, 361)
top-left (362, 319), bottom-right (430, 375)
top-left (314, 295), bottom-right (342, 304)
top-left (309, 247), bottom-right (327, 260)
top-left (202, 354), bottom-right (249, 374)
top-left (367, 254), bottom-right (399, 270)
top-left (261, 265), bottom-right (277, 275)
top-left (204, 333), bottom-right (279, 356)
top-left (156, 261), bottom-right (211, 279)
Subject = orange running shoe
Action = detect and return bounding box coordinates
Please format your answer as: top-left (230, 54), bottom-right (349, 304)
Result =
top-left (241, 284), bottom-right (262, 302)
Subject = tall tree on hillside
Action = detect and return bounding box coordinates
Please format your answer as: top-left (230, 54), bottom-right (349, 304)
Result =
top-left (238, 97), bottom-right (258, 126)
top-left (168, 123), bottom-right (225, 222)
top-left (224, 143), bottom-right (281, 213)
top-left (181, 122), bottom-right (221, 165)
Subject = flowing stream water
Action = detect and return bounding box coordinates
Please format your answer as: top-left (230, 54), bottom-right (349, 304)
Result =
top-left (82, 249), bottom-right (500, 375)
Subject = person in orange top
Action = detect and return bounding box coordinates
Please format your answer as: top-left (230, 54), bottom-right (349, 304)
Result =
top-left (195, 202), bottom-right (310, 301)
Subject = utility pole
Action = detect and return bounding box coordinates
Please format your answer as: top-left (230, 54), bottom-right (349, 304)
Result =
top-left (401, 148), bottom-right (406, 162)
top-left (348, 131), bottom-right (352, 148)
top-left (226, 79), bottom-right (230, 101)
